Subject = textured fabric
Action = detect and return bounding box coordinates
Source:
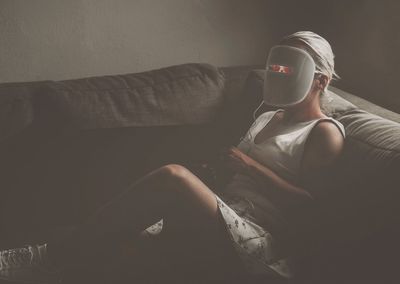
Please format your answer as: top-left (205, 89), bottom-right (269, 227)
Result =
top-left (214, 194), bottom-right (293, 278)
top-left (330, 86), bottom-right (400, 124)
top-left (338, 109), bottom-right (400, 155)
top-left (0, 83), bottom-right (36, 143)
top-left (40, 63), bottom-right (225, 129)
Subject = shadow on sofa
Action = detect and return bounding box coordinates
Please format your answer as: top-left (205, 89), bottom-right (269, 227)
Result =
top-left (0, 63), bottom-right (399, 283)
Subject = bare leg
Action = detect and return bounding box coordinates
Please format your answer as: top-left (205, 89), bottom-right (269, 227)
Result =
top-left (47, 164), bottom-right (243, 280)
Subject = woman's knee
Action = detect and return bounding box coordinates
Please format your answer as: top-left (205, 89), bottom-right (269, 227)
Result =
top-left (157, 164), bottom-right (193, 186)
top-left (155, 164), bottom-right (219, 217)
top-left (161, 164), bottom-right (191, 177)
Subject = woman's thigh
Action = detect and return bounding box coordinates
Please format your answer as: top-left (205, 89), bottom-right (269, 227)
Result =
top-left (124, 164), bottom-right (244, 281)
top-left (154, 165), bottom-right (244, 280)
top-left (128, 221), bottom-right (244, 283)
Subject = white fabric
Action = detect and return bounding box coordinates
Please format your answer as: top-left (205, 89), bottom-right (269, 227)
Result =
top-left (238, 109), bottom-right (346, 184)
top-left (215, 194), bottom-right (293, 278)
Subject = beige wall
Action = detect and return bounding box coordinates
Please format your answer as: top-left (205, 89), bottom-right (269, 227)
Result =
top-left (0, 0), bottom-right (270, 83)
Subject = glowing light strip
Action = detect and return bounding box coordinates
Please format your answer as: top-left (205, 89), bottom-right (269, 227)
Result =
top-left (268, 64), bottom-right (293, 74)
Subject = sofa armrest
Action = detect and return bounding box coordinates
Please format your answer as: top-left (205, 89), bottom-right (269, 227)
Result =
top-left (329, 85), bottom-right (400, 123)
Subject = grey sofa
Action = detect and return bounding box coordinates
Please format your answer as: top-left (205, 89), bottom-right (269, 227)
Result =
top-left (0, 63), bottom-right (399, 283)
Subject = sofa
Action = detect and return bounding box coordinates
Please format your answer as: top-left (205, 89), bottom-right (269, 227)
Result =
top-left (0, 63), bottom-right (399, 284)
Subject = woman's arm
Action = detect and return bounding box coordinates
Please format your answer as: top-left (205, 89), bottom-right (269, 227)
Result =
top-left (246, 157), bottom-right (314, 201)
top-left (297, 121), bottom-right (345, 197)
top-left (225, 147), bottom-right (313, 207)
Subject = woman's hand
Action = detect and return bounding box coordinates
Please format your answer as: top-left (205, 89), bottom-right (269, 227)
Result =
top-left (221, 146), bottom-right (314, 204)
top-left (220, 146), bottom-right (258, 176)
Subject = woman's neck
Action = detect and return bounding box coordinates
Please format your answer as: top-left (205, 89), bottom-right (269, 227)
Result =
top-left (282, 101), bottom-right (326, 123)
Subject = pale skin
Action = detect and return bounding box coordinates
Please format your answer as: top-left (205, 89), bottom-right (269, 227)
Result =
top-left (47, 42), bottom-right (344, 281)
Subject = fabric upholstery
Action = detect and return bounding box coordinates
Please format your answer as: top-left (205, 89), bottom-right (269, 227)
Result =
top-left (39, 63), bottom-right (225, 129)
top-left (322, 108), bottom-right (400, 240)
top-left (330, 86), bottom-right (400, 124)
top-left (0, 82), bottom-right (37, 143)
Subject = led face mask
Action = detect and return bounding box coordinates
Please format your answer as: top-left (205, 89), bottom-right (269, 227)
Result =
top-left (263, 45), bottom-right (317, 107)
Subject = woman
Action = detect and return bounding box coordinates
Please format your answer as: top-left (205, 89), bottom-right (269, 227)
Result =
top-left (0, 31), bottom-right (345, 283)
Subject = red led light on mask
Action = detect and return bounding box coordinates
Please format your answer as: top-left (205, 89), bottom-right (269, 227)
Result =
top-left (268, 64), bottom-right (293, 74)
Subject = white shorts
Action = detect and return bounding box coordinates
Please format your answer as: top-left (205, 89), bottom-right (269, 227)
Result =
top-left (139, 193), bottom-right (293, 279)
top-left (214, 194), bottom-right (293, 279)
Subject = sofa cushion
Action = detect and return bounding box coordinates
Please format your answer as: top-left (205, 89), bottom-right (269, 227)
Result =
top-left (330, 85), bottom-right (400, 124)
top-left (320, 109), bottom-right (400, 240)
top-left (0, 82), bottom-right (36, 143)
top-left (39, 63), bottom-right (225, 129)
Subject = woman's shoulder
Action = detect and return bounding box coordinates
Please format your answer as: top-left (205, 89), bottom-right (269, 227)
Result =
top-left (299, 118), bottom-right (346, 189)
top-left (306, 119), bottom-right (345, 165)
top-left (314, 116), bottom-right (346, 139)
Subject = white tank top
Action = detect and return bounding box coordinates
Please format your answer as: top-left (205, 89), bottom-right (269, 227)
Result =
top-left (220, 108), bottom-right (346, 245)
top-left (236, 108), bottom-right (346, 184)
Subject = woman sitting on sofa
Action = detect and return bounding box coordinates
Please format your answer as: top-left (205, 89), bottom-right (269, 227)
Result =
top-left (0, 31), bottom-right (345, 283)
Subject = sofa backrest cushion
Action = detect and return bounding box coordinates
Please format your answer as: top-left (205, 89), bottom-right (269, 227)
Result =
top-left (320, 109), bottom-right (400, 241)
top-left (39, 63), bottom-right (225, 129)
top-left (0, 82), bottom-right (38, 143)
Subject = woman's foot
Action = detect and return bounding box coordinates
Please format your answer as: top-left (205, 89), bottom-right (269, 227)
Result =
top-left (0, 243), bottom-right (62, 284)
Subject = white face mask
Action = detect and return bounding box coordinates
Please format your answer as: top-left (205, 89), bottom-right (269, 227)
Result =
top-left (263, 45), bottom-right (317, 107)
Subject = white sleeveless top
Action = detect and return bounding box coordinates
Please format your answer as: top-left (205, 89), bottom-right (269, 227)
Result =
top-left (221, 108), bottom-right (346, 239)
top-left (236, 109), bottom-right (346, 185)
